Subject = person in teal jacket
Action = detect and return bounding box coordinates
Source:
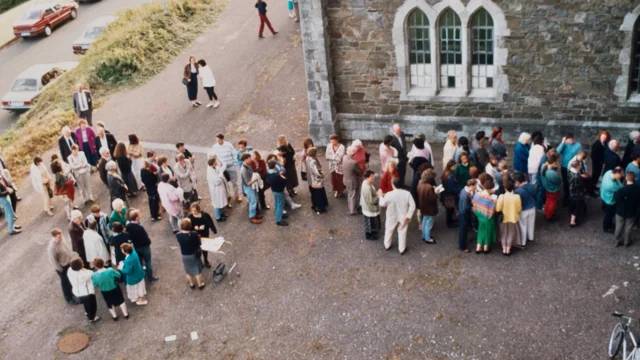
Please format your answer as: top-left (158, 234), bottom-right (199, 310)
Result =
top-left (540, 154), bottom-right (562, 220)
top-left (556, 133), bottom-right (583, 205)
top-left (92, 257), bottom-right (129, 321)
top-left (600, 167), bottom-right (624, 233)
top-left (118, 243), bottom-right (148, 306)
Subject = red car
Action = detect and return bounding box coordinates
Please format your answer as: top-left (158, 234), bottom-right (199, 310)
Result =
top-left (13, 2), bottom-right (78, 38)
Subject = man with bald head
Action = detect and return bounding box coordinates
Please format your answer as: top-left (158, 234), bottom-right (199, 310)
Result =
top-left (390, 124), bottom-right (408, 187)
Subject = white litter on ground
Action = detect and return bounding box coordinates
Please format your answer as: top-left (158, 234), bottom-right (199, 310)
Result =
top-left (165, 335), bottom-right (177, 342)
top-left (603, 285), bottom-right (620, 298)
top-left (190, 332), bottom-right (198, 341)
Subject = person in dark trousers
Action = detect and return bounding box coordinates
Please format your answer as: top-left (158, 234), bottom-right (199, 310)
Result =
top-left (125, 209), bottom-right (159, 282)
top-left (72, 84), bottom-right (93, 126)
top-left (48, 228), bottom-right (79, 305)
top-left (58, 126), bottom-right (78, 164)
top-left (600, 167), bottom-right (624, 233)
top-left (603, 140), bottom-right (622, 174)
top-left (255, 0), bottom-right (278, 38)
top-left (108, 222), bottom-right (132, 268)
top-left (140, 160), bottom-right (161, 221)
top-left (614, 172), bottom-right (640, 247)
top-left (591, 130), bottom-right (610, 188)
top-left (390, 123), bottom-right (409, 187)
top-left (457, 179), bottom-right (476, 253)
top-left (188, 203), bottom-right (217, 267)
top-left (266, 160), bottom-right (289, 226)
top-left (94, 124), bottom-right (117, 157)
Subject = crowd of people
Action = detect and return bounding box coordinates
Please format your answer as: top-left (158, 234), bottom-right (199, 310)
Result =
top-left (4, 109), bottom-right (637, 324)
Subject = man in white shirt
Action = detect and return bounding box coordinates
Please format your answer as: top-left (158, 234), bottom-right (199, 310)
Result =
top-left (378, 184), bottom-right (416, 254)
top-left (209, 134), bottom-right (241, 201)
top-left (72, 84), bottom-right (93, 126)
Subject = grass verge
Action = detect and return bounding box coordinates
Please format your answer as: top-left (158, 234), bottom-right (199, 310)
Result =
top-left (0, 0), bottom-right (29, 15)
top-left (0, 0), bottom-right (225, 182)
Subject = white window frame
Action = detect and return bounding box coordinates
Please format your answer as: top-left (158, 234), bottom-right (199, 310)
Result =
top-left (393, 0), bottom-right (510, 102)
top-left (616, 5), bottom-right (640, 106)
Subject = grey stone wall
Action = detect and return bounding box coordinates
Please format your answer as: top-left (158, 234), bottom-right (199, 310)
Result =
top-left (299, 0), bottom-right (337, 146)
top-left (319, 0), bottom-right (640, 143)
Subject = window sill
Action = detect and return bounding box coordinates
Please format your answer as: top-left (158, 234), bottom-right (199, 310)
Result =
top-left (401, 87), bottom-right (500, 103)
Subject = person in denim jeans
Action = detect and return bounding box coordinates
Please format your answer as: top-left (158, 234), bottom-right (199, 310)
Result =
top-left (266, 160), bottom-right (288, 226)
top-left (457, 180), bottom-right (476, 252)
top-left (0, 181), bottom-right (20, 235)
top-left (241, 153), bottom-right (262, 224)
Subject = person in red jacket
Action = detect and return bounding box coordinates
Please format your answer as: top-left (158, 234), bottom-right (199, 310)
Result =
top-left (255, 0), bottom-right (278, 38)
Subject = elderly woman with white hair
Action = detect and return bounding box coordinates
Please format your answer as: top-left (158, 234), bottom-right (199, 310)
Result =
top-left (622, 130), bottom-right (640, 168)
top-left (513, 132), bottom-right (531, 176)
top-left (604, 139), bottom-right (622, 174)
top-left (109, 198), bottom-right (128, 230)
top-left (106, 160), bottom-right (128, 208)
top-left (68, 209), bottom-right (88, 267)
top-left (443, 130), bottom-right (457, 171)
top-left (351, 139), bottom-right (368, 173)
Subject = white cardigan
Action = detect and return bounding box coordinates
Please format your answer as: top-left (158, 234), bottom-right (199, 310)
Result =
top-left (379, 188), bottom-right (416, 225)
top-left (29, 163), bottom-right (51, 194)
top-left (199, 65), bottom-right (216, 87)
top-left (83, 229), bottom-right (110, 263)
top-left (67, 268), bottom-right (95, 297)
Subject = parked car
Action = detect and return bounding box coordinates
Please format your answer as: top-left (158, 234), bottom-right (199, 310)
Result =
top-left (72, 15), bottom-right (115, 54)
top-left (12, 2), bottom-right (79, 38)
top-left (1, 62), bottom-right (79, 111)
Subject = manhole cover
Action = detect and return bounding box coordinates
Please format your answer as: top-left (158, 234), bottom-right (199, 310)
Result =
top-left (57, 332), bottom-right (89, 354)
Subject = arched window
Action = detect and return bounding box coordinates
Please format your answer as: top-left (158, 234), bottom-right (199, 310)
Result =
top-left (439, 9), bottom-right (462, 89)
top-left (408, 9), bottom-right (432, 88)
top-left (630, 18), bottom-right (640, 96)
top-left (471, 9), bottom-right (494, 89)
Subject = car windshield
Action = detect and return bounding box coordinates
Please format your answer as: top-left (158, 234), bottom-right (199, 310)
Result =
top-left (20, 10), bottom-right (41, 20)
top-left (10, 78), bottom-right (38, 92)
top-left (83, 26), bottom-right (105, 39)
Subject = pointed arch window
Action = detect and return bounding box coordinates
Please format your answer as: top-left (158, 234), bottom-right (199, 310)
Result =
top-left (630, 17), bottom-right (640, 96)
top-left (439, 9), bottom-right (462, 89)
top-left (408, 9), bottom-right (432, 88)
top-left (471, 9), bottom-right (494, 89)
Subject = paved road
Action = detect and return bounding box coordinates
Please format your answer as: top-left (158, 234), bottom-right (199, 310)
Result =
top-left (0, 0), bottom-right (147, 132)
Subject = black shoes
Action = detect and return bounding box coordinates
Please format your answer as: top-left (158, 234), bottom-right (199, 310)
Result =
top-left (276, 221), bottom-right (288, 226)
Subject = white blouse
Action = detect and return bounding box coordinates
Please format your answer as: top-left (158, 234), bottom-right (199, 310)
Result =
top-left (200, 65), bottom-right (216, 87)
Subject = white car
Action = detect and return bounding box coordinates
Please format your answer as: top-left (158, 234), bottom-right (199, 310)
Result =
top-left (72, 15), bottom-right (115, 54)
top-left (1, 62), bottom-right (78, 111)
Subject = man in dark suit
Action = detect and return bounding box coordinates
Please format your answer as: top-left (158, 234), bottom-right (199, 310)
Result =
top-left (604, 140), bottom-right (623, 174)
top-left (58, 126), bottom-right (78, 163)
top-left (125, 209), bottom-right (159, 282)
top-left (342, 146), bottom-right (363, 215)
top-left (94, 123), bottom-right (117, 156)
top-left (390, 123), bottom-right (409, 187)
top-left (72, 84), bottom-right (93, 126)
top-left (614, 171), bottom-right (640, 247)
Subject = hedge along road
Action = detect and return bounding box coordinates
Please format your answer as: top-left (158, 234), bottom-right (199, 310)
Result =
top-left (0, 0), bottom-right (148, 133)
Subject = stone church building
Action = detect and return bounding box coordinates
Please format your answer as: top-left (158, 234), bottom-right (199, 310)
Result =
top-left (298, 0), bottom-right (640, 145)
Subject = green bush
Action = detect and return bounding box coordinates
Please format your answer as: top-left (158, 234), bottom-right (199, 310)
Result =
top-left (0, 0), bottom-right (225, 180)
top-left (0, 0), bottom-right (30, 15)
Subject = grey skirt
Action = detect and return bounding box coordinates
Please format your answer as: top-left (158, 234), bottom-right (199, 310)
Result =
top-left (181, 253), bottom-right (203, 276)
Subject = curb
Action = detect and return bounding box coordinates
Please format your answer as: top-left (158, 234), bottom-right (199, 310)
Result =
top-left (0, 36), bottom-right (18, 51)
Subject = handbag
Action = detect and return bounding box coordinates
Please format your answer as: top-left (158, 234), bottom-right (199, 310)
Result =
top-left (182, 78), bottom-right (189, 86)
top-left (223, 170), bottom-right (231, 182)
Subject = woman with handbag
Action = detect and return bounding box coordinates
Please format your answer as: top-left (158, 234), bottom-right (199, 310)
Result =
top-left (183, 56), bottom-right (201, 107)
top-left (188, 203), bottom-right (217, 268)
top-left (30, 156), bottom-right (54, 216)
top-left (306, 147), bottom-right (329, 214)
top-left (206, 156), bottom-right (229, 221)
top-left (176, 218), bottom-right (205, 289)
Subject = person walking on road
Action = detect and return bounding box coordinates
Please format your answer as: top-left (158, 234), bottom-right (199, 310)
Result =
top-left (197, 59), bottom-right (220, 108)
top-left (210, 134), bottom-right (241, 202)
top-left (72, 84), bottom-right (93, 126)
top-left (343, 146), bottom-right (363, 215)
top-left (614, 172), bottom-right (640, 247)
top-left (360, 170), bottom-right (381, 240)
top-left (256, 0), bottom-right (278, 39)
top-left (67, 257), bottom-right (100, 323)
top-left (379, 183), bottom-right (415, 255)
top-left (117, 243), bottom-right (148, 306)
top-left (126, 209), bottom-right (159, 282)
top-left (48, 228), bottom-right (79, 305)
top-left (30, 156), bottom-right (54, 216)
top-left (184, 56), bottom-right (201, 107)
top-left (91, 257), bottom-right (128, 321)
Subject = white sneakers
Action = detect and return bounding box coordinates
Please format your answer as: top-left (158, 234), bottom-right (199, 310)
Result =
top-left (136, 300), bottom-right (148, 306)
top-left (207, 101), bottom-right (221, 108)
top-left (291, 203), bottom-right (302, 209)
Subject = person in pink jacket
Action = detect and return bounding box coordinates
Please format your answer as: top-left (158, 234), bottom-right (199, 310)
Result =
top-left (73, 119), bottom-right (97, 167)
top-left (158, 173), bottom-right (184, 233)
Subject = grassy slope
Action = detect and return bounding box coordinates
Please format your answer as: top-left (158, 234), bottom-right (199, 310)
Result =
top-left (0, 0), bottom-right (225, 181)
top-left (0, 0), bottom-right (29, 15)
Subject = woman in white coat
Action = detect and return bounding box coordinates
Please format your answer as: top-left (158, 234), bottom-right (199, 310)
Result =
top-left (68, 144), bottom-right (94, 205)
top-left (83, 220), bottom-right (110, 266)
top-left (207, 156), bottom-right (228, 221)
top-left (197, 59), bottom-right (220, 108)
top-left (30, 156), bottom-right (54, 216)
